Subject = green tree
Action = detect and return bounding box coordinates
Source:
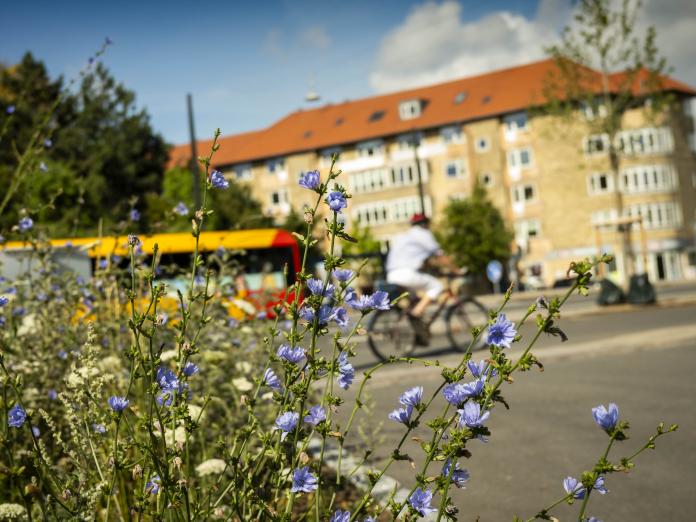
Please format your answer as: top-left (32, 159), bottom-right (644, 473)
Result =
top-left (543, 0), bottom-right (670, 277)
top-left (0, 53), bottom-right (168, 235)
top-left (438, 185), bottom-right (513, 274)
top-left (151, 167), bottom-right (273, 231)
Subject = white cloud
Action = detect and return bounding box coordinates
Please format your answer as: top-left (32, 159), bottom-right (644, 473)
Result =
top-left (369, 1), bottom-right (562, 92)
top-left (369, 0), bottom-right (696, 93)
top-left (300, 26), bottom-right (331, 50)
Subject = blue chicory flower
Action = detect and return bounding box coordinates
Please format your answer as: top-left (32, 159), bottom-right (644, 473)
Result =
top-left (299, 170), bottom-right (321, 190)
top-left (18, 217), bottom-right (33, 233)
top-left (44, 138), bottom-right (52, 148)
top-left (486, 313), bottom-right (516, 348)
top-left (400, 386), bottom-right (423, 408)
top-left (12, 306), bottom-right (24, 317)
top-left (8, 405), bottom-right (26, 428)
top-left (6, 105), bottom-right (15, 114)
top-left (585, 518), bottom-right (602, 522)
top-left (277, 344), bottom-right (305, 364)
top-left (39, 161), bottom-right (48, 173)
top-left (325, 191), bottom-right (347, 212)
top-left (458, 401), bottom-right (490, 428)
top-left (263, 368), bottom-right (283, 392)
top-left (306, 278), bottom-right (334, 297)
top-left (48, 389), bottom-right (57, 400)
top-left (173, 202), bottom-right (189, 216)
top-left (209, 169), bottom-right (229, 189)
top-left (0, 296), bottom-right (8, 306)
top-left (592, 403), bottom-right (619, 432)
top-left (291, 466), bottom-right (318, 493)
top-left (304, 405), bottom-right (326, 426)
top-left (92, 423), bottom-right (106, 433)
top-left (388, 405), bottom-right (413, 425)
top-left (32, 426), bottom-right (40, 437)
top-left (275, 411), bottom-right (299, 441)
top-left (58, 350), bottom-right (68, 360)
top-left (442, 459), bottom-right (470, 488)
top-left (108, 396), bottom-right (129, 413)
top-left (593, 475), bottom-right (608, 495)
top-left (330, 510), bottom-right (350, 522)
top-left (467, 359), bottom-right (496, 379)
top-left (333, 269), bottom-right (354, 282)
top-left (409, 487), bottom-right (436, 517)
top-left (337, 352), bottom-right (354, 390)
top-left (563, 476), bottom-right (586, 499)
top-left (183, 362), bottom-right (199, 377)
top-left (129, 209), bottom-right (141, 222)
top-left (146, 475), bottom-right (160, 495)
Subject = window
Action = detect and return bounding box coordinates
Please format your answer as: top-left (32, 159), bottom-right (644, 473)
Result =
top-left (319, 147), bottom-right (341, 166)
top-left (397, 132), bottom-right (421, 150)
top-left (507, 148), bottom-right (533, 169)
top-left (349, 169), bottom-right (388, 194)
top-left (233, 164), bottom-right (252, 181)
top-left (475, 137), bottom-right (490, 153)
top-left (398, 99), bottom-right (422, 120)
top-left (511, 184), bottom-right (536, 203)
top-left (587, 172), bottom-right (614, 195)
top-left (444, 160), bottom-right (466, 179)
top-left (368, 110), bottom-right (385, 122)
top-left (514, 219), bottom-right (540, 243)
top-left (620, 164), bottom-right (677, 194)
top-left (616, 127), bottom-right (674, 155)
top-left (441, 125), bottom-right (463, 144)
top-left (626, 202), bottom-right (681, 230)
top-left (267, 158), bottom-right (285, 174)
top-left (504, 112), bottom-right (528, 132)
top-left (479, 172), bottom-right (493, 187)
top-left (583, 134), bottom-right (609, 155)
top-left (357, 140), bottom-right (384, 157)
top-left (580, 100), bottom-right (607, 120)
top-left (270, 189), bottom-right (289, 206)
top-left (391, 164), bottom-right (416, 186)
top-left (354, 202), bottom-right (389, 226)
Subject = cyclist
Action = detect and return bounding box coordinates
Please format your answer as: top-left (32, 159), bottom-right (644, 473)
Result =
top-left (385, 213), bottom-right (460, 344)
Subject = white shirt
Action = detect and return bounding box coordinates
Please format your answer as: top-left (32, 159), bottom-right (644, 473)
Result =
top-left (386, 226), bottom-right (443, 272)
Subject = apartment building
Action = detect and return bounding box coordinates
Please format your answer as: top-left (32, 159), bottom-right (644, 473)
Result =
top-left (169, 59), bottom-right (696, 286)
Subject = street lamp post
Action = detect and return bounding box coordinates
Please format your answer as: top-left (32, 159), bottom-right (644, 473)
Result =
top-left (412, 133), bottom-right (426, 215)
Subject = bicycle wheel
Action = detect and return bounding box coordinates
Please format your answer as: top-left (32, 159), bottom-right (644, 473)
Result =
top-left (445, 297), bottom-right (489, 352)
top-left (366, 308), bottom-right (416, 362)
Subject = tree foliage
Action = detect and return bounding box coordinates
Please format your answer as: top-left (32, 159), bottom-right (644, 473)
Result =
top-left (437, 185), bottom-right (513, 274)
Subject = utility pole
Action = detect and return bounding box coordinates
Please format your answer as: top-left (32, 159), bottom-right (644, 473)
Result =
top-left (187, 93), bottom-right (201, 210)
top-left (412, 133), bottom-right (426, 215)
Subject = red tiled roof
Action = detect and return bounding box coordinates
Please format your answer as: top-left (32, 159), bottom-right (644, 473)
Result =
top-left (168, 58), bottom-right (695, 169)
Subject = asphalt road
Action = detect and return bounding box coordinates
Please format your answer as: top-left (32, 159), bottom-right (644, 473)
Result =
top-left (330, 303), bottom-right (696, 521)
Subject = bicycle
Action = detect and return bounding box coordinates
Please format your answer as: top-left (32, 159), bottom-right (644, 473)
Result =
top-left (366, 275), bottom-right (489, 362)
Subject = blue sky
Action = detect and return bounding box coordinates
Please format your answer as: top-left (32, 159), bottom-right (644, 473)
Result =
top-left (2, 0), bottom-right (693, 145)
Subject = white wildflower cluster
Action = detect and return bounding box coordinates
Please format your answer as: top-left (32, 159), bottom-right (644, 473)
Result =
top-left (0, 503), bottom-right (28, 520)
top-left (195, 458), bottom-right (226, 477)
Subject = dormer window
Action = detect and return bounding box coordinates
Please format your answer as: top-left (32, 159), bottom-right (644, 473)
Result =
top-left (399, 99), bottom-right (422, 120)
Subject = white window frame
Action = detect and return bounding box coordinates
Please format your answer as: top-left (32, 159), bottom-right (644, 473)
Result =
top-left (625, 201), bottom-right (682, 230)
top-left (507, 148), bottom-right (533, 169)
top-left (587, 172), bottom-right (615, 195)
top-left (514, 219), bottom-right (541, 243)
top-left (357, 139), bottom-right (384, 158)
top-left (444, 159), bottom-right (466, 179)
top-left (474, 137), bottom-right (490, 153)
top-left (349, 168), bottom-right (388, 194)
top-left (583, 134), bottom-right (610, 155)
top-left (398, 99), bottom-right (422, 120)
top-left (441, 125), bottom-right (464, 145)
top-left (620, 164), bottom-right (678, 194)
top-left (266, 158), bottom-right (285, 174)
top-left (511, 183), bottom-right (537, 204)
top-left (270, 188), bottom-right (289, 206)
top-left (616, 127), bottom-right (674, 155)
top-left (503, 112), bottom-right (529, 132)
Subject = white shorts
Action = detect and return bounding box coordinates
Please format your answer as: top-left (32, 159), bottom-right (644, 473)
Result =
top-left (387, 268), bottom-right (444, 300)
